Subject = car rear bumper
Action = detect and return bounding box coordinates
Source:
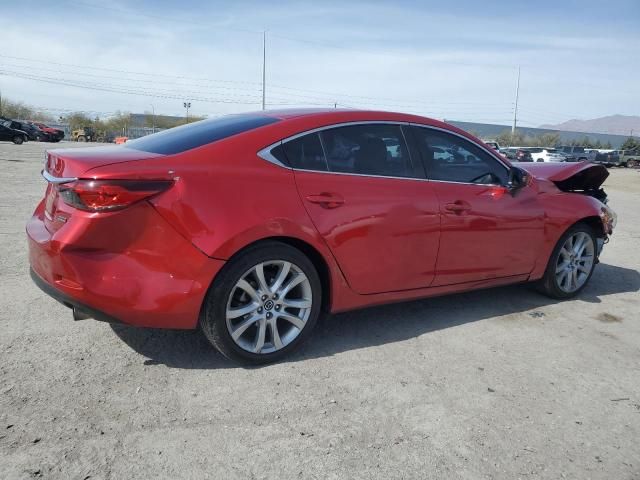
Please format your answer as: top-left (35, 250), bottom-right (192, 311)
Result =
top-left (27, 200), bottom-right (225, 329)
top-left (30, 267), bottom-right (126, 324)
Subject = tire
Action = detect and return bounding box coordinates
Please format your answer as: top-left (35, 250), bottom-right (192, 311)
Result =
top-left (77, 136), bottom-right (87, 142)
top-left (537, 158), bottom-right (544, 162)
top-left (536, 223), bottom-right (598, 299)
top-left (628, 159), bottom-right (638, 168)
top-left (200, 241), bottom-right (322, 364)
top-left (12, 135), bottom-right (24, 145)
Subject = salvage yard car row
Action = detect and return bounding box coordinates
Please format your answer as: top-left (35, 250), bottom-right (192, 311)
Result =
top-left (494, 143), bottom-right (639, 168)
top-left (0, 117), bottom-right (64, 144)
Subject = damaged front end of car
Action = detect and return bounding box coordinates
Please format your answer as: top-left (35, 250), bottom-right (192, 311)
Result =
top-left (519, 160), bottom-right (616, 242)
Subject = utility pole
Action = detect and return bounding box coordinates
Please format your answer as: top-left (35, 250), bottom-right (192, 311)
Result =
top-left (0, 88), bottom-right (3, 116)
top-left (150, 104), bottom-right (155, 133)
top-left (183, 102), bottom-right (191, 123)
top-left (511, 66), bottom-right (521, 145)
top-left (261, 31), bottom-right (266, 110)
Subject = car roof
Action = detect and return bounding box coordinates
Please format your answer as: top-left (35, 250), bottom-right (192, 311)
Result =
top-left (250, 107), bottom-right (477, 140)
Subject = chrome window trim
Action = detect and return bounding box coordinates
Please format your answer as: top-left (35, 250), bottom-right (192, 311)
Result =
top-left (257, 140), bottom-right (289, 168)
top-left (41, 169), bottom-right (77, 184)
top-left (256, 120), bottom-right (509, 187)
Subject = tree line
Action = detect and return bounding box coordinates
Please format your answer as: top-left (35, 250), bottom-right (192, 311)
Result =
top-left (2, 95), bottom-right (637, 149)
top-left (492, 129), bottom-right (614, 149)
top-left (0, 97), bottom-right (202, 134)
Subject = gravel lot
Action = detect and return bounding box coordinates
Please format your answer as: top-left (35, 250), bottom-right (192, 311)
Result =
top-left (1, 141), bottom-right (639, 480)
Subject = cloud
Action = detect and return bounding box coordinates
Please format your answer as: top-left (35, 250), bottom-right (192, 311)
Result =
top-left (1, 0), bottom-right (638, 125)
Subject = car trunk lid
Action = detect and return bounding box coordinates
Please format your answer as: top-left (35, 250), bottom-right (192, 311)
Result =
top-left (44, 146), bottom-right (162, 178)
top-left (42, 146), bottom-right (165, 233)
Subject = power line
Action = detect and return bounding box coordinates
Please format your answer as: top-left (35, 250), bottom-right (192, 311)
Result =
top-left (0, 58), bottom-right (517, 113)
top-left (0, 69), bottom-right (263, 105)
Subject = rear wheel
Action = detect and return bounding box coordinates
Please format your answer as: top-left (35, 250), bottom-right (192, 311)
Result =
top-left (12, 135), bottom-right (24, 145)
top-left (628, 159), bottom-right (638, 168)
top-left (200, 241), bottom-right (322, 364)
top-left (537, 224), bottom-right (598, 299)
top-left (77, 136), bottom-right (87, 142)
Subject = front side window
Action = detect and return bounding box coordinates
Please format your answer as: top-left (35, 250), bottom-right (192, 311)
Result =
top-left (411, 127), bottom-right (508, 185)
top-left (319, 124), bottom-right (414, 177)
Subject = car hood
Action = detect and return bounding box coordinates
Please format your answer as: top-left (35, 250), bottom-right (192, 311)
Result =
top-left (516, 161), bottom-right (609, 190)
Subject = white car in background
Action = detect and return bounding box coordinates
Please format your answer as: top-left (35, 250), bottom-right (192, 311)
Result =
top-left (521, 147), bottom-right (566, 162)
top-left (482, 140), bottom-right (501, 152)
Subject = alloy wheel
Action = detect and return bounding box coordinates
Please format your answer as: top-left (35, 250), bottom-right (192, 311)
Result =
top-left (225, 260), bottom-right (313, 354)
top-left (555, 232), bottom-right (595, 293)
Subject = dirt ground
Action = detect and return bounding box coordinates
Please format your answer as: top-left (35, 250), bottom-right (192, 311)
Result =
top-left (1, 141), bottom-right (639, 480)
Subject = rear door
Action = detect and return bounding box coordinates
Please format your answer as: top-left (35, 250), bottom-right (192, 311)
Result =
top-left (409, 125), bottom-right (544, 286)
top-left (278, 122), bottom-right (441, 295)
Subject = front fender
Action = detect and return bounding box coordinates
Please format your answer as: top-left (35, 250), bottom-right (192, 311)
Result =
top-left (529, 190), bottom-right (608, 280)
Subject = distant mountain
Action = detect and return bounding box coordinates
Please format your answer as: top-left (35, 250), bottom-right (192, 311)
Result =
top-left (540, 115), bottom-right (640, 136)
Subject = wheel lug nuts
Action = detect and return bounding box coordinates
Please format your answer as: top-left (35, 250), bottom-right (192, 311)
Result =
top-left (273, 294), bottom-right (278, 300)
top-left (275, 305), bottom-right (280, 311)
top-left (257, 307), bottom-right (263, 313)
top-left (261, 294), bottom-right (268, 301)
top-left (266, 312), bottom-right (272, 319)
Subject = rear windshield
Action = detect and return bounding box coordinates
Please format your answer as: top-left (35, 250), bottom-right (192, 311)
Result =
top-left (125, 114), bottom-right (280, 155)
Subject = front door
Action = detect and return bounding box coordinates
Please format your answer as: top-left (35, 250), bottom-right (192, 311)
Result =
top-left (283, 123), bottom-right (441, 294)
top-left (410, 126), bottom-right (544, 286)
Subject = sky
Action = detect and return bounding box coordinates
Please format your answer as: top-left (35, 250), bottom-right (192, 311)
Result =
top-left (1, 0), bottom-right (639, 127)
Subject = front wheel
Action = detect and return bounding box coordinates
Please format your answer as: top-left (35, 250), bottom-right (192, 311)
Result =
top-left (200, 241), bottom-right (322, 364)
top-left (628, 159), bottom-right (638, 168)
top-left (537, 224), bottom-right (598, 299)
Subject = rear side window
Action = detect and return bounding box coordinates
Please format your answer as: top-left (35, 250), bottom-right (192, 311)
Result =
top-left (320, 124), bottom-right (414, 177)
top-left (282, 133), bottom-right (328, 171)
top-left (125, 114), bottom-right (279, 155)
top-left (411, 127), bottom-right (508, 185)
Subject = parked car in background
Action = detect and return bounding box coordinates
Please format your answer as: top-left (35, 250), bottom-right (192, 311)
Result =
top-left (520, 147), bottom-right (566, 162)
top-left (501, 147), bottom-right (517, 160)
top-left (29, 122), bottom-right (64, 142)
top-left (0, 118), bottom-right (42, 141)
top-left (14, 120), bottom-right (48, 141)
top-left (593, 150), bottom-right (621, 167)
top-left (28, 109), bottom-right (616, 363)
top-left (503, 148), bottom-right (534, 162)
top-left (616, 150), bottom-right (639, 168)
top-left (483, 140), bottom-right (501, 151)
top-left (0, 120), bottom-right (29, 144)
top-left (559, 146), bottom-right (595, 162)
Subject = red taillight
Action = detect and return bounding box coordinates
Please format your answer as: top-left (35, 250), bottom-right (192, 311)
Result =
top-left (58, 179), bottom-right (173, 212)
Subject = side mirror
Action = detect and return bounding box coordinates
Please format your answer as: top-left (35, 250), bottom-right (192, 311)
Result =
top-left (507, 166), bottom-right (529, 192)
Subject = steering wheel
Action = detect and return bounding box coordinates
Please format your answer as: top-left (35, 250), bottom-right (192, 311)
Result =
top-left (468, 173), bottom-right (495, 184)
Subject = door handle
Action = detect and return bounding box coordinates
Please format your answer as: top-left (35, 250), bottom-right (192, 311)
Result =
top-left (305, 193), bottom-right (345, 209)
top-left (444, 201), bottom-right (471, 214)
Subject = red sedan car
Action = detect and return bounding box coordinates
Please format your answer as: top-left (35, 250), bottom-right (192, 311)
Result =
top-left (27, 109), bottom-right (616, 363)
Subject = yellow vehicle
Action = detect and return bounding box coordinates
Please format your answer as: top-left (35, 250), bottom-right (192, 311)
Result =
top-left (71, 126), bottom-right (95, 142)
top-left (71, 127), bottom-right (113, 143)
